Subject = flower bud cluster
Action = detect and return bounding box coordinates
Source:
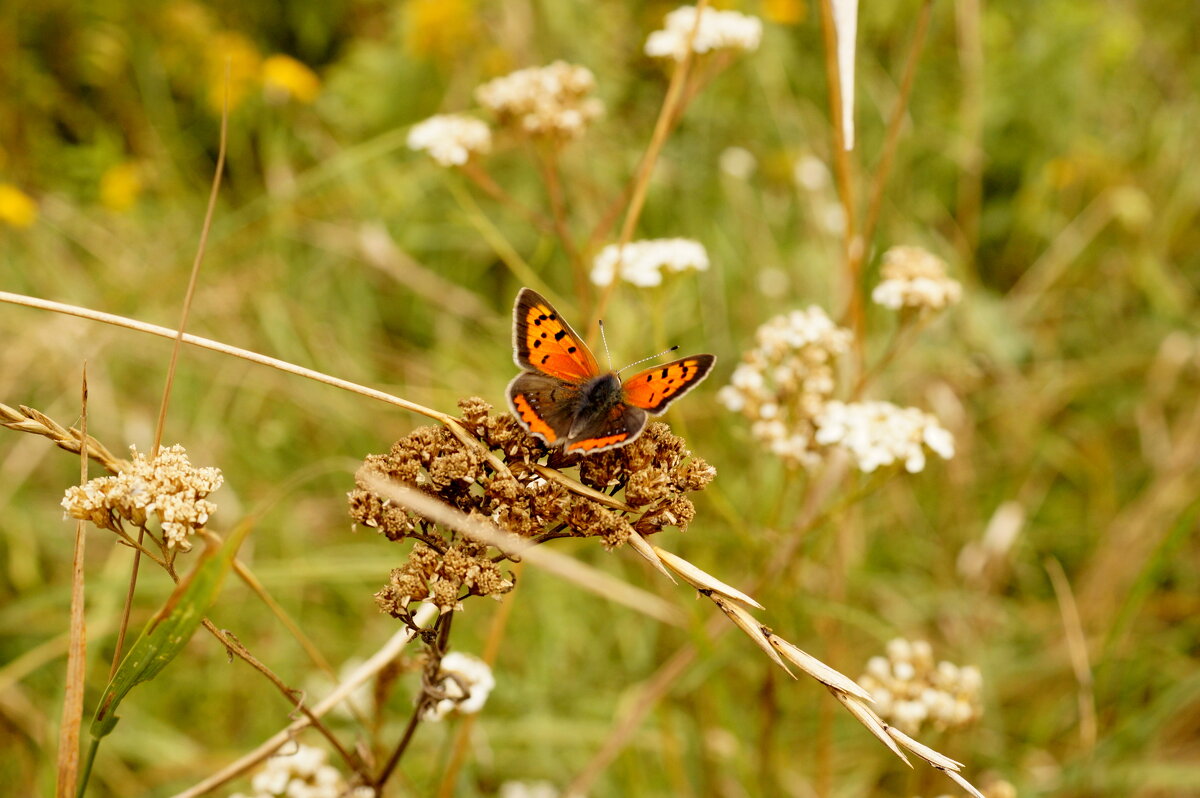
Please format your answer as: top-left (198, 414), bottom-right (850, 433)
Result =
top-left (716, 307), bottom-right (852, 468)
top-left (871, 245), bottom-right (962, 312)
top-left (61, 444), bottom-right (222, 551)
top-left (230, 744), bottom-right (373, 798)
top-left (407, 114), bottom-right (491, 166)
top-left (475, 61), bottom-right (604, 138)
top-left (590, 238), bottom-right (709, 287)
top-left (858, 638), bottom-right (983, 735)
top-left (421, 652), bottom-right (495, 721)
top-left (814, 400), bottom-right (955, 474)
top-left (645, 6), bottom-right (763, 61)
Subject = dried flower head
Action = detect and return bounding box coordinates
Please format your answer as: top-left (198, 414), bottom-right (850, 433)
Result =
top-left (352, 399), bottom-right (714, 619)
top-left (407, 113), bottom-right (492, 167)
top-left (230, 743), bottom-right (374, 798)
top-left (475, 61), bottom-right (604, 138)
top-left (871, 246), bottom-right (962, 312)
top-left (717, 307), bottom-right (853, 468)
top-left (590, 238), bottom-right (710, 287)
top-left (422, 651), bottom-right (495, 721)
top-left (645, 6), bottom-right (763, 61)
top-left (858, 638), bottom-right (983, 735)
top-left (813, 400), bottom-right (954, 474)
top-left (61, 444), bottom-right (223, 551)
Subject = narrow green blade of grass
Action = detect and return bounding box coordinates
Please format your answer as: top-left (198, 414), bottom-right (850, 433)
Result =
top-left (88, 522), bottom-right (251, 741)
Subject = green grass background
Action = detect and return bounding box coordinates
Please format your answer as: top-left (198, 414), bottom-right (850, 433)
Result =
top-left (2, 0), bottom-right (1199, 795)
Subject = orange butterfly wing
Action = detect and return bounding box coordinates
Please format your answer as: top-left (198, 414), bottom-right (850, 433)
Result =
top-left (622, 354), bottom-right (716, 414)
top-left (512, 288), bottom-right (599, 383)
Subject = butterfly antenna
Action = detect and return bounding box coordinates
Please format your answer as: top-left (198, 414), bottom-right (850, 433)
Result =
top-left (599, 319), bottom-right (614, 371)
top-left (616, 345), bottom-right (679, 376)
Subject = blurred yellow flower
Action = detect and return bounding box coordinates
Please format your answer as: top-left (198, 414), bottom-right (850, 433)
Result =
top-left (262, 55), bottom-right (321, 104)
top-left (100, 162), bottom-right (143, 212)
top-left (763, 0), bottom-right (806, 25)
top-left (405, 0), bottom-right (478, 61)
top-left (207, 31), bottom-right (262, 112)
top-left (0, 184), bottom-right (38, 227)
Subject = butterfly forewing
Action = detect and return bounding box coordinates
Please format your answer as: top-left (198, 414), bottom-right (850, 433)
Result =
top-left (512, 288), bottom-right (599, 383)
top-left (621, 354), bottom-right (716, 414)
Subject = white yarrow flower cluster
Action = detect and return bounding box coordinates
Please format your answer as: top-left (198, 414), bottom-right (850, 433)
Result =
top-left (717, 308), bottom-right (853, 468)
top-left (498, 781), bottom-right (559, 798)
top-left (475, 61), bottom-right (604, 138)
top-left (590, 238), bottom-right (709, 287)
top-left (871, 245), bottom-right (963, 311)
top-left (61, 444), bottom-right (223, 551)
top-left (814, 400), bottom-right (954, 474)
top-left (858, 639), bottom-right (983, 735)
top-left (407, 114), bottom-right (491, 167)
top-left (422, 652), bottom-right (495, 721)
top-left (230, 744), bottom-right (373, 798)
top-left (645, 6), bottom-right (763, 61)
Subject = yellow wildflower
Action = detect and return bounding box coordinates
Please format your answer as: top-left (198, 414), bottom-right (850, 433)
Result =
top-left (763, 0), bottom-right (807, 25)
top-left (206, 31), bottom-right (261, 112)
top-left (100, 162), bottom-right (143, 211)
top-left (405, 0), bottom-right (477, 61)
top-left (0, 184), bottom-right (37, 227)
top-left (261, 54), bottom-right (321, 104)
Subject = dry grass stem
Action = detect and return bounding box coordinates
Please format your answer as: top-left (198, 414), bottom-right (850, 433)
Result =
top-left (590, 0), bottom-right (710, 332)
top-left (172, 603), bottom-right (439, 798)
top-left (361, 475), bottom-right (687, 627)
top-left (1046, 556), bottom-right (1097, 749)
top-left (54, 368), bottom-right (89, 798)
top-left (0, 402), bottom-right (128, 472)
top-left (0, 291), bottom-right (508, 474)
top-left (624, 532), bottom-right (676, 583)
top-left (523, 461), bottom-right (635, 511)
top-left (767, 635), bottom-right (873, 702)
top-left (652, 545), bottom-right (762, 609)
top-left (709, 595), bottom-right (792, 675)
top-left (885, 726), bottom-right (964, 770)
top-left (831, 691), bottom-right (910, 765)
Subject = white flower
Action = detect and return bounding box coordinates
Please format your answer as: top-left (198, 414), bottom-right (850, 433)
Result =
top-left (793, 154), bottom-right (831, 191)
top-left (719, 307), bottom-right (853, 469)
top-left (645, 6), bottom-right (763, 61)
top-left (499, 781), bottom-right (559, 798)
top-left (813, 400), bottom-right (954, 474)
top-left (857, 639), bottom-right (983, 735)
top-left (423, 652), bottom-right (495, 721)
top-left (718, 146), bottom-right (757, 179)
top-left (590, 238), bottom-right (709, 287)
top-left (476, 62), bottom-right (603, 138)
top-left (407, 114), bottom-right (491, 167)
top-left (241, 745), bottom-right (360, 798)
top-left (871, 245), bottom-right (962, 311)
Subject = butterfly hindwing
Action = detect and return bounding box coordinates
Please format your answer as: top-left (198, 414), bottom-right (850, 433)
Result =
top-left (512, 288), bottom-right (599, 382)
top-left (506, 370), bottom-right (583, 446)
top-left (621, 354), bottom-right (716, 415)
top-left (564, 403), bottom-right (649, 454)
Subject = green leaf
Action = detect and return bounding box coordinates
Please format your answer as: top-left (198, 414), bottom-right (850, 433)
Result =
top-left (88, 523), bottom-right (251, 740)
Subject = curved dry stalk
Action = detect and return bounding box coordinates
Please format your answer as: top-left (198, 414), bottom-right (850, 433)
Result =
top-left (0, 291), bottom-right (510, 478)
top-left (588, 0), bottom-right (711, 336)
top-left (171, 603), bottom-right (439, 798)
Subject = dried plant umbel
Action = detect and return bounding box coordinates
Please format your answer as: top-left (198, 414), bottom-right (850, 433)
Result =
top-left (349, 397), bottom-right (715, 620)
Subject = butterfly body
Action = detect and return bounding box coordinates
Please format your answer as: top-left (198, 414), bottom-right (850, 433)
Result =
top-left (507, 288), bottom-right (715, 454)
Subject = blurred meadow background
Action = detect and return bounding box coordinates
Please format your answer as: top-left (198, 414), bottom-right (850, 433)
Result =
top-left (2, 0), bottom-right (1200, 796)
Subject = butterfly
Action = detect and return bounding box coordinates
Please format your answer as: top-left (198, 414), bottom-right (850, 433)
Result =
top-left (507, 287), bottom-right (716, 454)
